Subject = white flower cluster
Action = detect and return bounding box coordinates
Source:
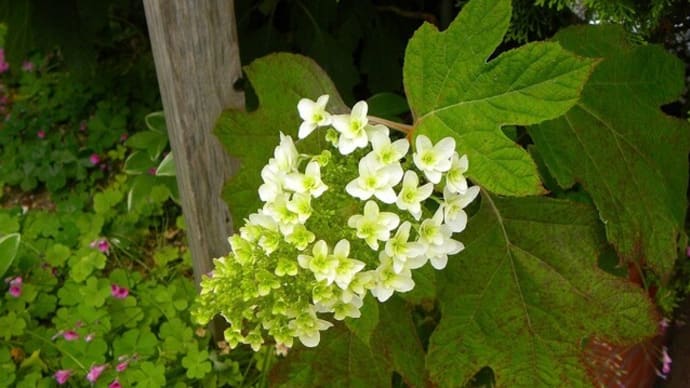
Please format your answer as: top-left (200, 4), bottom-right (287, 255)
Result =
top-left (195, 95), bottom-right (479, 352)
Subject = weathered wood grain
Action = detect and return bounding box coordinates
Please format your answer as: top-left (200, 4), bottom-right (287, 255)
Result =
top-left (143, 1), bottom-right (243, 286)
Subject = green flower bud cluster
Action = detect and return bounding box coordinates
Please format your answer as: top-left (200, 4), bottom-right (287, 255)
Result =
top-left (194, 95), bottom-right (479, 352)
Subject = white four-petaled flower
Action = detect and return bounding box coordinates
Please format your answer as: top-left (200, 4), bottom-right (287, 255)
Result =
top-left (446, 153), bottom-right (469, 194)
top-left (298, 240), bottom-right (338, 285)
top-left (384, 221), bottom-right (427, 273)
top-left (442, 185), bottom-right (480, 233)
top-left (347, 201), bottom-right (400, 250)
top-left (369, 130), bottom-right (408, 165)
top-left (331, 101), bottom-right (369, 154)
top-left (288, 307), bottom-right (333, 347)
top-left (418, 208), bottom-right (464, 269)
top-left (284, 161), bottom-right (328, 197)
top-left (298, 95), bottom-right (332, 139)
top-left (395, 170), bottom-right (433, 220)
top-left (370, 253), bottom-right (415, 302)
top-left (345, 154), bottom-right (403, 204)
top-left (331, 240), bottom-right (365, 289)
top-left (413, 135), bottom-right (455, 184)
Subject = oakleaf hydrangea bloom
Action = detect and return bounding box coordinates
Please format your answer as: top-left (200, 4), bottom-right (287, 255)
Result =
top-left (345, 154), bottom-right (403, 203)
top-left (446, 153), bottom-right (469, 194)
top-left (298, 95), bottom-right (332, 139)
top-left (330, 101), bottom-right (386, 155)
top-left (348, 201), bottom-right (400, 250)
top-left (194, 95), bottom-right (479, 351)
top-left (442, 185), bottom-right (480, 233)
top-left (385, 221), bottom-right (427, 273)
top-left (396, 170), bottom-right (433, 220)
top-left (413, 135), bottom-right (455, 184)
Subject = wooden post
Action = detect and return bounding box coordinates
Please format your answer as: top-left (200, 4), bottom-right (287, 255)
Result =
top-left (143, 0), bottom-right (243, 336)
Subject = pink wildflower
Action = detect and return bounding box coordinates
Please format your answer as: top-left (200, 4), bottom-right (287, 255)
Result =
top-left (120, 133), bottom-right (128, 142)
top-left (686, 245), bottom-right (690, 258)
top-left (662, 346), bottom-right (672, 374)
top-left (148, 167), bottom-right (157, 175)
top-left (90, 238), bottom-right (110, 255)
top-left (660, 318), bottom-right (670, 334)
top-left (80, 120), bottom-right (88, 132)
top-left (657, 346), bottom-right (672, 379)
top-left (8, 285), bottom-right (21, 297)
top-left (7, 277), bottom-right (22, 298)
top-left (54, 369), bottom-right (71, 385)
top-left (89, 153), bottom-right (101, 165)
top-left (0, 49), bottom-right (9, 73)
top-left (116, 361), bottom-right (128, 372)
top-left (111, 284), bottom-right (129, 299)
top-left (37, 130), bottom-right (46, 139)
top-left (85, 333), bottom-right (95, 342)
top-left (21, 61), bottom-right (34, 72)
top-left (63, 330), bottom-right (79, 341)
top-left (86, 364), bottom-right (107, 383)
top-left (109, 380), bottom-right (122, 388)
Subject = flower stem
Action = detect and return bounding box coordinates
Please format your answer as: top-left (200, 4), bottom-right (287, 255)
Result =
top-left (367, 115), bottom-right (413, 135)
top-left (24, 329), bottom-right (88, 372)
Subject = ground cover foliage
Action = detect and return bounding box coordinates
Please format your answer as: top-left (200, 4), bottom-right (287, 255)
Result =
top-left (212, 0), bottom-right (690, 386)
top-left (0, 6), bottom-right (259, 387)
top-left (1, 0), bottom-right (689, 387)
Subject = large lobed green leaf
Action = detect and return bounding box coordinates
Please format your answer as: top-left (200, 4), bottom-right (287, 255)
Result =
top-left (0, 233), bottom-right (21, 279)
top-left (216, 53), bottom-right (348, 222)
top-left (529, 25), bottom-right (690, 278)
top-left (403, 0), bottom-right (596, 196)
top-left (270, 297), bottom-right (427, 387)
top-left (426, 194), bottom-right (657, 386)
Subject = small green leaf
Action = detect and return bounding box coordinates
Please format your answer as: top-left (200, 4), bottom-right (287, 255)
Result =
top-left (80, 277), bottom-right (111, 308)
top-left (0, 312), bottom-right (26, 340)
top-left (69, 251), bottom-right (106, 282)
top-left (19, 350), bottom-right (47, 371)
top-left (155, 152), bottom-right (176, 176)
top-left (125, 131), bottom-right (168, 160)
top-left (127, 175), bottom-right (158, 211)
top-left (0, 213), bottom-right (20, 234)
top-left (124, 151), bottom-right (156, 175)
top-left (45, 244), bottom-right (71, 268)
top-left (31, 293), bottom-right (57, 319)
top-left (113, 329), bottom-right (158, 358)
top-left (0, 233), bottom-right (21, 279)
top-left (0, 347), bottom-right (17, 388)
top-left (403, 0), bottom-right (596, 196)
top-left (159, 318), bottom-right (195, 356)
top-left (60, 338), bottom-right (108, 370)
top-left (182, 348), bottom-right (212, 379)
top-left (124, 361), bottom-right (166, 388)
top-left (109, 296), bottom-right (144, 329)
top-left (145, 111), bottom-right (167, 134)
top-left (93, 188), bottom-right (123, 215)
